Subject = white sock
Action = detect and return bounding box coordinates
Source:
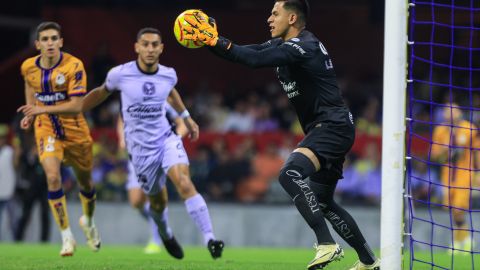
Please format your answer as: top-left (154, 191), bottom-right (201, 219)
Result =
top-left (82, 215), bottom-right (95, 227)
top-left (184, 194), bottom-right (215, 245)
top-left (61, 227), bottom-right (74, 240)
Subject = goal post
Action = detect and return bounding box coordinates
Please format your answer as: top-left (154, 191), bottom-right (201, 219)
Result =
top-left (381, 0), bottom-right (409, 269)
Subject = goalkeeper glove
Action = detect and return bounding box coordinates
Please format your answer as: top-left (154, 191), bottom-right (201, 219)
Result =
top-left (183, 15), bottom-right (232, 50)
top-left (183, 13), bottom-right (218, 46)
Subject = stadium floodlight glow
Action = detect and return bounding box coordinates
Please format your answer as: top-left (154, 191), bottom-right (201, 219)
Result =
top-left (381, 0), bottom-right (408, 269)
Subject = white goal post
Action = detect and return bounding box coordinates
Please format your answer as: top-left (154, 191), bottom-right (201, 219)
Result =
top-left (381, 0), bottom-right (408, 269)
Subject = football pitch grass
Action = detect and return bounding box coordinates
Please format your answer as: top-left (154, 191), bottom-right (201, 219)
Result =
top-left (0, 243), bottom-right (477, 270)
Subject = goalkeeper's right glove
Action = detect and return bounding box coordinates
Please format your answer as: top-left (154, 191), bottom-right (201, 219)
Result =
top-left (183, 16), bottom-right (232, 50)
top-left (183, 13), bottom-right (218, 46)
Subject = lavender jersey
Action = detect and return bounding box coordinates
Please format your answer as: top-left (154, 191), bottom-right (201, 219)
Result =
top-left (125, 103), bottom-right (180, 191)
top-left (106, 61), bottom-right (189, 195)
top-left (105, 61), bottom-right (177, 157)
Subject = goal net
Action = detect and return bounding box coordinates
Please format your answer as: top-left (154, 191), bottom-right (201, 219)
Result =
top-left (406, 0), bottom-right (480, 269)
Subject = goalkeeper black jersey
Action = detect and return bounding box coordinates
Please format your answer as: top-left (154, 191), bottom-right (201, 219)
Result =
top-left (212, 30), bottom-right (351, 134)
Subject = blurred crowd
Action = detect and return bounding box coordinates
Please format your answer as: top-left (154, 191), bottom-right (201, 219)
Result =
top-left (0, 53), bottom-right (386, 226)
top-left (7, 42), bottom-right (480, 239)
top-left (4, 38), bottom-right (480, 243)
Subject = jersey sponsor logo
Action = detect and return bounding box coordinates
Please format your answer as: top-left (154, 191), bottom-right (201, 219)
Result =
top-left (287, 91), bottom-right (300, 99)
top-left (55, 73), bottom-right (66, 86)
top-left (35, 91), bottom-right (68, 103)
top-left (280, 81), bottom-right (296, 92)
top-left (291, 38), bottom-right (300, 42)
top-left (286, 169), bottom-right (320, 214)
top-left (126, 103), bottom-right (163, 119)
top-left (280, 80), bottom-right (300, 98)
top-left (284, 42), bottom-right (306, 55)
top-left (143, 82), bottom-right (156, 96)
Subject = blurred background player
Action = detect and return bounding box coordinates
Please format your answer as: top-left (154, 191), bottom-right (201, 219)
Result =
top-left (183, 0), bottom-right (379, 269)
top-left (17, 21), bottom-right (100, 256)
top-left (13, 127), bottom-right (50, 243)
top-left (0, 124), bottom-right (16, 241)
top-left (19, 27), bottom-right (225, 260)
top-left (431, 102), bottom-right (479, 253)
top-left (118, 103), bottom-right (188, 254)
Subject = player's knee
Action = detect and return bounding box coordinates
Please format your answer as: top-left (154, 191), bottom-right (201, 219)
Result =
top-left (45, 173), bottom-right (61, 188)
top-left (175, 176), bottom-right (196, 199)
top-left (78, 182), bottom-right (94, 193)
top-left (278, 152), bottom-right (316, 193)
top-left (149, 200), bottom-right (166, 213)
top-left (278, 164), bottom-right (310, 199)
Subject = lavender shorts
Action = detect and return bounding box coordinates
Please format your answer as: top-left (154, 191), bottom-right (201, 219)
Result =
top-left (128, 134), bottom-right (189, 195)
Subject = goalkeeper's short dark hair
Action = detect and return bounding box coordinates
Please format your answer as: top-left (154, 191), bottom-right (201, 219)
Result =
top-left (276, 0), bottom-right (310, 26)
top-left (137, 27), bottom-right (162, 41)
top-left (35, 21), bottom-right (62, 40)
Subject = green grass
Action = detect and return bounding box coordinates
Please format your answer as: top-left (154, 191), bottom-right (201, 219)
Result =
top-left (0, 243), bottom-right (477, 270)
top-left (0, 243), bottom-right (354, 270)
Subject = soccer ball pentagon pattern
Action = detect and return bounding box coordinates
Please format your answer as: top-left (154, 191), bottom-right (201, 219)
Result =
top-left (173, 9), bottom-right (207, 49)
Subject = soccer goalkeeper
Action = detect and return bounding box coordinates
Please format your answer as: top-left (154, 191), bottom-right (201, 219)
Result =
top-left (183, 1), bottom-right (379, 269)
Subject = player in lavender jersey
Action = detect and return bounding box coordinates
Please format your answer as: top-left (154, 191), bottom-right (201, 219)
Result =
top-left (92, 28), bottom-right (224, 260)
top-left (20, 27), bottom-right (224, 260)
top-left (121, 103), bottom-right (188, 254)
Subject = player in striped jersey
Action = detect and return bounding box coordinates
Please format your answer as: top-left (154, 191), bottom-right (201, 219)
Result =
top-left (17, 22), bottom-right (100, 257)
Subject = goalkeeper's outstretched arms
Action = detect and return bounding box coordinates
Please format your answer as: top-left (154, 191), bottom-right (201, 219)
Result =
top-left (183, 14), bottom-right (307, 68)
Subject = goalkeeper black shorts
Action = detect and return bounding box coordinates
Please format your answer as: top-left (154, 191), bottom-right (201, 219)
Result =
top-left (298, 120), bottom-right (355, 182)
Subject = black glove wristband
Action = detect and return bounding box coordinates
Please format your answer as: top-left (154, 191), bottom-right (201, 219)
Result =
top-left (215, 36), bottom-right (232, 51)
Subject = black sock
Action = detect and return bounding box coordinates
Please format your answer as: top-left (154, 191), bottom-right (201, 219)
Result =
top-left (325, 201), bottom-right (376, 264)
top-left (309, 179), bottom-right (377, 265)
top-left (278, 152), bottom-right (335, 244)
